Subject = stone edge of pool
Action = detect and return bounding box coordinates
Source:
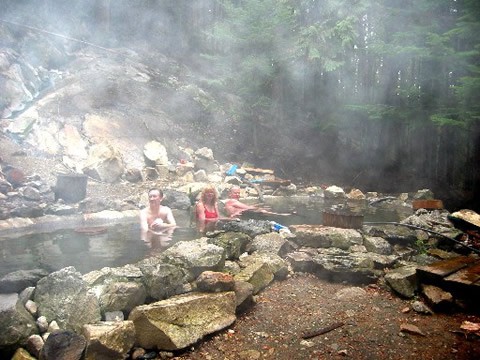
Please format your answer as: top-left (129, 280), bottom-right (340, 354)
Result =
top-left (0, 210), bottom-right (139, 240)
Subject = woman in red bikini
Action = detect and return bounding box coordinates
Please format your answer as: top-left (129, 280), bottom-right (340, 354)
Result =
top-left (195, 185), bottom-right (220, 232)
top-left (195, 184), bottom-right (220, 231)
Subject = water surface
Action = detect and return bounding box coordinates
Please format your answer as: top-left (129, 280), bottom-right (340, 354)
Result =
top-left (0, 197), bottom-right (410, 277)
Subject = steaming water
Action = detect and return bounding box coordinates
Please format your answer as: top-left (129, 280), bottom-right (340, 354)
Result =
top-left (0, 197), bottom-right (411, 277)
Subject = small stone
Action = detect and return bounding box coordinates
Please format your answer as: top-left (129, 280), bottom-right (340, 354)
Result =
top-left (48, 320), bottom-right (60, 332)
top-left (131, 347), bottom-right (146, 360)
top-left (26, 334), bottom-right (44, 358)
top-left (36, 316), bottom-right (49, 333)
top-left (400, 323), bottom-right (426, 336)
top-left (25, 299), bottom-right (38, 316)
top-left (411, 300), bottom-right (433, 315)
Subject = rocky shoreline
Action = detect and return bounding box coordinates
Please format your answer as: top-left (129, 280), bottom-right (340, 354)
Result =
top-left (1, 187), bottom-right (479, 359)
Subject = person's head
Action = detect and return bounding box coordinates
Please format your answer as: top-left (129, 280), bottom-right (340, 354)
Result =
top-left (148, 188), bottom-right (164, 206)
top-left (229, 185), bottom-right (241, 200)
top-left (200, 184), bottom-right (218, 204)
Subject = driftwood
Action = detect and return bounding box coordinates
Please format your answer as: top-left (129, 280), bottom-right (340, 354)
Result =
top-left (301, 322), bottom-right (345, 339)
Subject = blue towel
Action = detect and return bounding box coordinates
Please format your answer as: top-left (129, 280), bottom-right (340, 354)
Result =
top-left (226, 164), bottom-right (238, 176)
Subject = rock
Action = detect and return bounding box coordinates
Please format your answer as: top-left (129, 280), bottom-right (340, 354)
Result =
top-left (104, 311), bottom-right (125, 322)
top-left (421, 284), bottom-right (454, 312)
top-left (235, 253), bottom-right (288, 294)
top-left (98, 281), bottom-right (147, 315)
top-left (34, 267), bottom-right (101, 333)
top-left (83, 143), bottom-right (125, 183)
top-left (363, 236), bottom-right (393, 255)
top-left (286, 251), bottom-right (323, 274)
top-left (47, 321), bottom-right (60, 333)
top-left (448, 209), bottom-right (480, 231)
top-left (207, 232), bottom-right (252, 260)
top-left (36, 316), bottom-right (48, 333)
top-left (26, 334), bottom-right (43, 359)
top-left (233, 280), bottom-right (255, 314)
top-left (384, 266), bottom-right (418, 298)
top-left (334, 287), bottom-right (367, 300)
top-left (413, 189), bottom-right (434, 200)
top-left (250, 232), bottom-right (294, 256)
top-left (324, 185), bottom-right (346, 199)
top-left (194, 169), bottom-right (208, 182)
top-left (194, 147), bottom-right (214, 160)
top-left (411, 300), bottom-right (434, 315)
top-left (0, 293), bottom-right (37, 352)
top-left (161, 238), bottom-right (226, 278)
top-left (24, 300), bottom-right (37, 316)
top-left (11, 347), bottom-right (36, 360)
top-left (143, 141), bottom-right (169, 166)
top-left (39, 330), bottom-right (86, 360)
top-left (399, 323), bottom-right (426, 336)
top-left (83, 321), bottom-right (135, 360)
top-left (195, 271), bottom-right (235, 292)
top-left (129, 292), bottom-right (236, 351)
top-left (347, 188), bottom-right (366, 200)
top-left (0, 269), bottom-right (49, 294)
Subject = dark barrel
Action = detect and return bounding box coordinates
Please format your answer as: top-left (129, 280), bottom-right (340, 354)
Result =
top-left (54, 173), bottom-right (88, 203)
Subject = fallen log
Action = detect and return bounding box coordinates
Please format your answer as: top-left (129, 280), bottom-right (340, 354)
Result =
top-left (301, 322), bottom-right (345, 339)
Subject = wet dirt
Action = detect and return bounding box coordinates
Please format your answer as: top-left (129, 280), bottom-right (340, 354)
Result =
top-left (176, 274), bottom-right (480, 360)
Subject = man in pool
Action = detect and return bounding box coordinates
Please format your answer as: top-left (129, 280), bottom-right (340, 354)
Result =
top-left (224, 185), bottom-right (270, 218)
top-left (224, 185), bottom-right (292, 218)
top-left (140, 188), bottom-right (176, 246)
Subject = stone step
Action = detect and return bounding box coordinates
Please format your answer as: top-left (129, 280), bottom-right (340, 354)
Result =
top-left (417, 256), bottom-right (480, 305)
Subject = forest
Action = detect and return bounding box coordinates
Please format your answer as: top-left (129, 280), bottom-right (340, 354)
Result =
top-left (2, 0), bottom-right (479, 210)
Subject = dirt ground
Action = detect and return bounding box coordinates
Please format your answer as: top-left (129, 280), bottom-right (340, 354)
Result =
top-left (174, 274), bottom-right (480, 360)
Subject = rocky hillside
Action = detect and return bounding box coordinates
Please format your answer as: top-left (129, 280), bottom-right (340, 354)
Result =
top-left (0, 13), bottom-right (477, 211)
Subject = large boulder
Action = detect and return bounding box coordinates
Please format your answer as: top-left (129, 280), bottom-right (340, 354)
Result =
top-left (291, 225), bottom-right (363, 249)
top-left (34, 267), bottom-right (101, 333)
top-left (129, 291), bottom-right (236, 351)
top-left (137, 257), bottom-right (191, 301)
top-left (83, 143), bottom-right (125, 183)
top-left (207, 232), bottom-right (252, 260)
top-left (235, 253), bottom-right (288, 294)
top-left (83, 321), bottom-right (135, 360)
top-left (161, 238), bottom-right (226, 277)
top-left (83, 265), bottom-right (146, 316)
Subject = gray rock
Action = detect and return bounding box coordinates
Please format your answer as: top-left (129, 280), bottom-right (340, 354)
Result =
top-left (40, 330), bottom-right (86, 360)
top-left (161, 238), bottom-right (226, 278)
top-left (83, 321), bottom-right (135, 360)
top-left (364, 236), bottom-right (393, 255)
top-left (250, 232), bottom-right (294, 256)
top-left (129, 292), bottom-right (236, 351)
top-left (34, 267), bottom-right (101, 333)
top-left (0, 269), bottom-right (49, 294)
top-left (208, 232), bottom-right (252, 260)
top-left (0, 293), bottom-right (37, 351)
top-left (235, 253), bottom-right (288, 294)
top-left (139, 259), bottom-right (191, 301)
top-left (384, 265), bottom-right (418, 298)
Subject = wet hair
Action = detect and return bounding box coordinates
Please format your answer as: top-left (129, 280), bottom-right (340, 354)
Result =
top-left (148, 188), bottom-right (163, 197)
top-left (200, 184), bottom-right (218, 204)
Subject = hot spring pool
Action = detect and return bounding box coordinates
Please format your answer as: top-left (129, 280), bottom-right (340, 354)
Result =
top-left (0, 196), bottom-right (411, 277)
